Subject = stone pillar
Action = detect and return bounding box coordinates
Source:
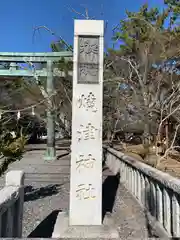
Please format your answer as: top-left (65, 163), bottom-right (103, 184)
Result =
top-left (69, 20), bottom-right (104, 225)
top-left (44, 60), bottom-right (56, 161)
top-left (5, 170), bottom-right (25, 237)
top-left (52, 20), bottom-right (119, 239)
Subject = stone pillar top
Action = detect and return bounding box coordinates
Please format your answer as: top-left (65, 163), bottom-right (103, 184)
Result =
top-left (74, 20), bottom-right (104, 36)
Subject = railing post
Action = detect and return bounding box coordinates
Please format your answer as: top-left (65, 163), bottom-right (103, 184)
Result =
top-left (137, 171), bottom-right (141, 201)
top-left (132, 169), bottom-right (135, 195)
top-left (104, 147), bottom-right (180, 238)
top-left (0, 213), bottom-right (2, 236)
top-left (145, 177), bottom-right (150, 209)
top-left (172, 194), bottom-right (180, 237)
top-left (5, 170), bottom-right (24, 237)
top-left (141, 174), bottom-right (145, 206)
top-left (129, 167), bottom-right (132, 190)
top-left (163, 189), bottom-right (171, 235)
top-left (150, 181), bottom-right (156, 217)
top-left (124, 163), bottom-right (127, 182)
top-left (123, 162), bottom-right (125, 180)
top-left (134, 170), bottom-right (137, 197)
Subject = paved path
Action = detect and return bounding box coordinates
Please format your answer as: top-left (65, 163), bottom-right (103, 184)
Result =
top-left (0, 147), bottom-right (149, 239)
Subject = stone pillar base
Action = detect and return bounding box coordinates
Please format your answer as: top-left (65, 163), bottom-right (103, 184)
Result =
top-left (52, 212), bottom-right (119, 239)
top-left (44, 147), bottom-right (56, 161)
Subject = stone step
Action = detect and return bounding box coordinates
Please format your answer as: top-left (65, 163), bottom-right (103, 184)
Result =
top-left (0, 174), bottom-right (70, 187)
top-left (23, 176), bottom-right (70, 185)
top-left (16, 154), bottom-right (70, 165)
top-left (6, 167), bottom-right (112, 176)
top-left (0, 171), bottom-right (113, 187)
top-left (7, 165), bottom-right (71, 174)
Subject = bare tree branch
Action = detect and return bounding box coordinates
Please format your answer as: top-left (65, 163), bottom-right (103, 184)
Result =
top-left (33, 25), bottom-right (73, 51)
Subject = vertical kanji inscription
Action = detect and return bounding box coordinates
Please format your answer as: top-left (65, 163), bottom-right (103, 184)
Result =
top-left (78, 36), bottom-right (99, 84)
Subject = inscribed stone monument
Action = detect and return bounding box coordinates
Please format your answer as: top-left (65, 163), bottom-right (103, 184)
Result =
top-left (52, 20), bottom-right (119, 239)
top-left (70, 20), bottom-right (104, 226)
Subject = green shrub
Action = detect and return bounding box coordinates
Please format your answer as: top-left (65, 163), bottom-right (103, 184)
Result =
top-left (0, 131), bottom-right (28, 176)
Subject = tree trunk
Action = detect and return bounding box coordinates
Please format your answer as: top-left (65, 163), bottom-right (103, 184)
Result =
top-left (165, 119), bottom-right (169, 150)
top-left (107, 129), bottom-right (111, 142)
top-left (143, 118), bottom-right (150, 147)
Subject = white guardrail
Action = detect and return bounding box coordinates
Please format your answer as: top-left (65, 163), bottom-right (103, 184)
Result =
top-left (0, 170), bottom-right (24, 238)
top-left (104, 147), bottom-right (180, 238)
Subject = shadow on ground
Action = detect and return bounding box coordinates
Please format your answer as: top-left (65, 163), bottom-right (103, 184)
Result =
top-left (24, 184), bottom-right (61, 202)
top-left (28, 210), bottom-right (61, 238)
top-left (56, 152), bottom-right (70, 160)
top-left (102, 173), bottom-right (120, 220)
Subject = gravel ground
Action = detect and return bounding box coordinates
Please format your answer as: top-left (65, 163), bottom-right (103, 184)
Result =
top-left (0, 148), bottom-right (149, 238)
top-left (22, 174), bottom-right (149, 238)
top-left (112, 184), bottom-right (149, 239)
top-left (22, 177), bottom-right (70, 237)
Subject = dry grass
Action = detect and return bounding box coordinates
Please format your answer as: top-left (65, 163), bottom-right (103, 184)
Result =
top-left (117, 143), bottom-right (180, 179)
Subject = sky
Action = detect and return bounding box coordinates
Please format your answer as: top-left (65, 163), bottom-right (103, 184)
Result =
top-left (0, 0), bottom-right (165, 53)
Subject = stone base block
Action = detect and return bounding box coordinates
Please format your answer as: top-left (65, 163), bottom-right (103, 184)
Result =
top-left (43, 147), bottom-right (56, 161)
top-left (52, 212), bottom-right (119, 239)
top-left (44, 156), bottom-right (57, 161)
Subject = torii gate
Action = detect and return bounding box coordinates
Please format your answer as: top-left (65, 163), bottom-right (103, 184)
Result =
top-left (0, 52), bottom-right (73, 161)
